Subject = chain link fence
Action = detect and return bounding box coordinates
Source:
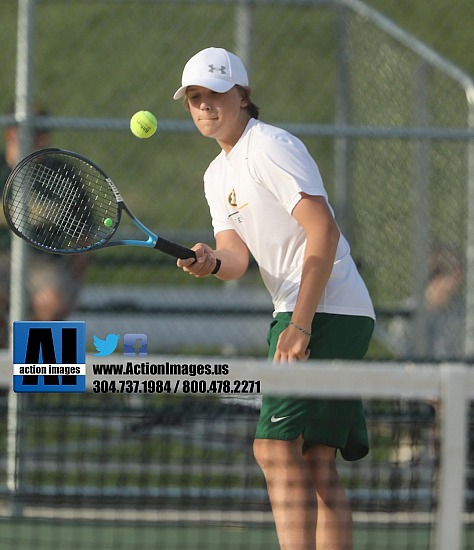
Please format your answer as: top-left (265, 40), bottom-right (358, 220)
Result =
top-left (0, 0), bottom-right (472, 359)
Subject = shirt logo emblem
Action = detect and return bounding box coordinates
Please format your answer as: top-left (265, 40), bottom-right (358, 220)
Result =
top-left (228, 189), bottom-right (237, 207)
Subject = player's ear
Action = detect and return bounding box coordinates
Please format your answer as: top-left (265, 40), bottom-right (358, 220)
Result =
top-left (236, 85), bottom-right (250, 108)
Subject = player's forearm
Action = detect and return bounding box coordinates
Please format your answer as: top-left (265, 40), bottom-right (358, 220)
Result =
top-left (213, 247), bottom-right (249, 280)
top-left (213, 229), bottom-right (249, 280)
top-left (290, 195), bottom-right (340, 331)
top-left (291, 225), bottom-right (340, 331)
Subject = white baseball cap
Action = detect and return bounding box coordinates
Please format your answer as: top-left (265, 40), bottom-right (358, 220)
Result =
top-left (173, 47), bottom-right (249, 100)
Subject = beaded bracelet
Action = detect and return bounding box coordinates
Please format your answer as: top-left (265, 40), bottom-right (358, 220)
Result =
top-left (289, 321), bottom-right (312, 338)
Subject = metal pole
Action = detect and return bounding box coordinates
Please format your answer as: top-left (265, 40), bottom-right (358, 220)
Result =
top-left (6, 0), bottom-right (37, 517)
top-left (412, 62), bottom-right (431, 359)
top-left (434, 364), bottom-right (468, 550)
top-left (334, 5), bottom-right (352, 238)
top-left (464, 87), bottom-right (474, 359)
top-left (235, 0), bottom-right (253, 73)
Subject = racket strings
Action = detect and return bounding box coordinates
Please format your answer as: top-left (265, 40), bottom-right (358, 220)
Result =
top-left (6, 153), bottom-right (119, 252)
top-left (40, 163), bottom-right (95, 243)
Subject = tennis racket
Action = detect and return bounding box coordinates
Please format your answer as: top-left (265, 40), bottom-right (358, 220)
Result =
top-left (2, 148), bottom-right (196, 260)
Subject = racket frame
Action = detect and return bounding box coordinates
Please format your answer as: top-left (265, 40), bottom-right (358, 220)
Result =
top-left (3, 148), bottom-right (196, 260)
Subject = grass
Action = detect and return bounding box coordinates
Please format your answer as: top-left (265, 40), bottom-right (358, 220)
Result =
top-left (366, 0), bottom-right (474, 76)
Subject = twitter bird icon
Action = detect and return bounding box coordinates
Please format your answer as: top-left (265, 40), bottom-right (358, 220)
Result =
top-left (93, 334), bottom-right (120, 357)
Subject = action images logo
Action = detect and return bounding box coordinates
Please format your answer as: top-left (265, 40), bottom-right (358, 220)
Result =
top-left (13, 321), bottom-right (86, 393)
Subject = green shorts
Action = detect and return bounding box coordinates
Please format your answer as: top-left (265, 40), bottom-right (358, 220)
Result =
top-left (255, 312), bottom-right (375, 461)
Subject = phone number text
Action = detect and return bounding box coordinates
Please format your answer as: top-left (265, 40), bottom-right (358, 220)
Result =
top-left (92, 379), bottom-right (261, 394)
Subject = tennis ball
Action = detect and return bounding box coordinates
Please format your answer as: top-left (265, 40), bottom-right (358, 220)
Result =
top-left (130, 110), bottom-right (157, 139)
top-left (103, 218), bottom-right (113, 227)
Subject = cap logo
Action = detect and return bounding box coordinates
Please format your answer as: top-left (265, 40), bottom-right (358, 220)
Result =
top-left (208, 64), bottom-right (226, 75)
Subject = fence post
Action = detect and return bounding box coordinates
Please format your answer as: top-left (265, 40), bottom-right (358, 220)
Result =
top-left (464, 89), bottom-right (474, 359)
top-left (334, 4), bottom-right (352, 239)
top-left (7, 0), bottom-right (38, 518)
top-left (434, 364), bottom-right (468, 550)
top-left (412, 61), bottom-right (431, 359)
top-left (235, 0), bottom-right (253, 72)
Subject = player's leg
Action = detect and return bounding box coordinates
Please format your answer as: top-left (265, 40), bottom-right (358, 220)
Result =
top-left (255, 313), bottom-right (373, 549)
top-left (304, 443), bottom-right (353, 550)
top-left (298, 314), bottom-right (373, 549)
top-left (254, 437), bottom-right (353, 550)
top-left (253, 436), bottom-right (317, 550)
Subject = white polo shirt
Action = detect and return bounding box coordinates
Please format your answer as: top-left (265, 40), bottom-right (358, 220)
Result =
top-left (204, 118), bottom-right (375, 319)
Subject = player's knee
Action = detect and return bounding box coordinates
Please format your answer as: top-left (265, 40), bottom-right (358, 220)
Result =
top-left (253, 438), bottom-right (302, 473)
top-left (253, 438), bottom-right (280, 473)
top-left (253, 438), bottom-right (267, 469)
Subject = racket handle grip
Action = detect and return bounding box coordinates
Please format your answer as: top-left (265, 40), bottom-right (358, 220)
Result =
top-left (154, 237), bottom-right (196, 260)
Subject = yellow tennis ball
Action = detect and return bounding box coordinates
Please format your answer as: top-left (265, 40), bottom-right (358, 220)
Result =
top-left (130, 110), bottom-right (157, 139)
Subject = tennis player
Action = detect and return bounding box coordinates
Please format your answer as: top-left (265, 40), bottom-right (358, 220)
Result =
top-left (174, 47), bottom-right (375, 550)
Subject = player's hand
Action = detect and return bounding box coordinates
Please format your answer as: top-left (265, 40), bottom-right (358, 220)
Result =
top-left (273, 325), bottom-right (311, 364)
top-left (176, 243), bottom-right (218, 278)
